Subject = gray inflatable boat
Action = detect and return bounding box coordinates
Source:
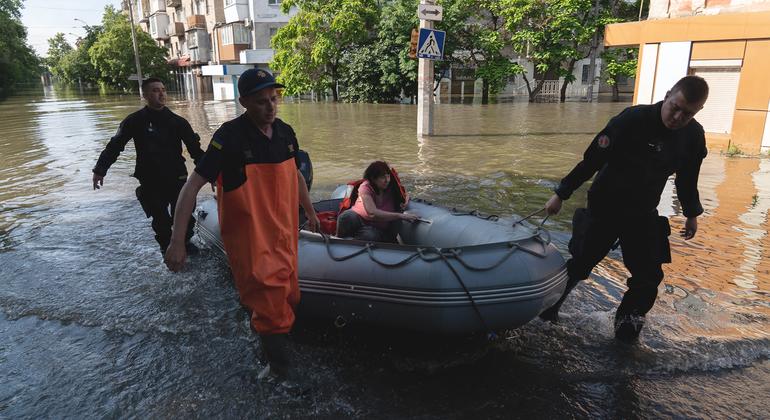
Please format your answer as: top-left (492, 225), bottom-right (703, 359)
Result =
top-left (195, 197), bottom-right (567, 335)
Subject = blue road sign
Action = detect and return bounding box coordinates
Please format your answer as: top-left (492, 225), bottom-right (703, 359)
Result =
top-left (417, 28), bottom-right (445, 60)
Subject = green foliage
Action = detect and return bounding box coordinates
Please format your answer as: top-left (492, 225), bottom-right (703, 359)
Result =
top-left (45, 33), bottom-right (73, 75)
top-left (88, 6), bottom-right (170, 91)
top-left (727, 143), bottom-right (742, 157)
top-left (438, 0), bottom-right (523, 102)
top-left (272, 0), bottom-right (379, 101)
top-left (339, 0), bottom-right (419, 103)
top-left (499, 0), bottom-right (599, 101)
top-left (602, 48), bottom-right (637, 86)
top-left (0, 0), bottom-right (41, 98)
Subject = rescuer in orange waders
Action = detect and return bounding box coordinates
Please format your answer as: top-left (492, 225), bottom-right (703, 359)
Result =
top-left (163, 69), bottom-right (320, 383)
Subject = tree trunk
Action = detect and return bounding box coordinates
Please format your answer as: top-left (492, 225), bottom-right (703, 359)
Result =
top-left (612, 81), bottom-right (620, 102)
top-left (481, 79), bottom-right (489, 104)
top-left (560, 59), bottom-right (577, 103)
top-left (527, 78), bottom-right (545, 103)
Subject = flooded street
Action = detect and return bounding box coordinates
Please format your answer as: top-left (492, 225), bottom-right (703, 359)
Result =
top-left (0, 88), bottom-right (768, 418)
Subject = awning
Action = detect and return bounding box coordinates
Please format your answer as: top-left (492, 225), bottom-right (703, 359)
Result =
top-left (168, 56), bottom-right (191, 67)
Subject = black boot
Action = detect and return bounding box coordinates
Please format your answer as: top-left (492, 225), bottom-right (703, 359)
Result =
top-left (258, 334), bottom-right (309, 395)
top-left (614, 314), bottom-right (644, 344)
top-left (539, 276), bottom-right (579, 323)
top-left (259, 333), bottom-right (292, 380)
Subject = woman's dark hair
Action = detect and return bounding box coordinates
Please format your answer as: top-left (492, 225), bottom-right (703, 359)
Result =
top-left (363, 161), bottom-right (391, 193)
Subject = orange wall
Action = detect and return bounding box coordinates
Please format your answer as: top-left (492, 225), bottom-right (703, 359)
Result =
top-left (605, 11), bottom-right (770, 46)
top-left (690, 40), bottom-right (746, 60)
top-left (735, 40), bottom-right (770, 111)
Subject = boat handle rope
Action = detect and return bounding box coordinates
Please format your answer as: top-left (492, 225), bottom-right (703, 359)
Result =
top-left (450, 208), bottom-right (500, 221)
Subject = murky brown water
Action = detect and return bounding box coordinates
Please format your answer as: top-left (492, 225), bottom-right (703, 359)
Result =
top-left (0, 86), bottom-right (767, 418)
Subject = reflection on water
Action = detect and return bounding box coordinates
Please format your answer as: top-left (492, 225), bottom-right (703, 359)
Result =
top-left (0, 86), bottom-right (767, 418)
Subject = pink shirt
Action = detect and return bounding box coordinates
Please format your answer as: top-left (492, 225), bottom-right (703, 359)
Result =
top-left (350, 180), bottom-right (397, 230)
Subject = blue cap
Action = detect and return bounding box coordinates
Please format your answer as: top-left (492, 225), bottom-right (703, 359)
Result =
top-left (238, 69), bottom-right (285, 97)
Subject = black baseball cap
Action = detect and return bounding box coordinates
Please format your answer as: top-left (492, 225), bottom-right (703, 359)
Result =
top-left (238, 68), bottom-right (285, 97)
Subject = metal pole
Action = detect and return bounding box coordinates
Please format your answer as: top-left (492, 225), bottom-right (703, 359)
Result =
top-left (586, 0), bottom-right (600, 103)
top-left (126, 0), bottom-right (144, 99)
top-left (417, 1), bottom-right (434, 136)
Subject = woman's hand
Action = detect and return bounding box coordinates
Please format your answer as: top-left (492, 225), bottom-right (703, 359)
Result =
top-left (400, 212), bottom-right (419, 223)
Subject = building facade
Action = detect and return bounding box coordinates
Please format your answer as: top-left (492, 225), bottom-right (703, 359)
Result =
top-left (125, 0), bottom-right (293, 100)
top-left (605, 0), bottom-right (770, 154)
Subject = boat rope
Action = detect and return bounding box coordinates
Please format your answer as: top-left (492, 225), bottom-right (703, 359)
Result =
top-left (436, 249), bottom-right (497, 340)
top-left (315, 232), bottom-right (555, 340)
top-left (512, 207), bottom-right (547, 226)
top-left (450, 208), bottom-right (500, 221)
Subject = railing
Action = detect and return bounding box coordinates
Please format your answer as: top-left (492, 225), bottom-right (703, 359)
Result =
top-left (167, 21), bottom-right (185, 36)
top-left (187, 14), bottom-right (206, 29)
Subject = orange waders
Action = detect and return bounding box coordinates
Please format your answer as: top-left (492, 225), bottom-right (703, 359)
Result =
top-left (217, 158), bottom-right (299, 334)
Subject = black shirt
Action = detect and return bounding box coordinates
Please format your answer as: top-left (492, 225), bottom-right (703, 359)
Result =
top-left (93, 106), bottom-right (204, 183)
top-left (194, 115), bottom-right (300, 192)
top-left (555, 102), bottom-right (707, 218)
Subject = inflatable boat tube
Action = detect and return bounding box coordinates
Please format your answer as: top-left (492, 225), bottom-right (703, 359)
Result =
top-left (195, 197), bottom-right (567, 335)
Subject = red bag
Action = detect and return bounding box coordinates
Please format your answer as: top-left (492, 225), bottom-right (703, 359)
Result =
top-left (317, 211), bottom-right (338, 235)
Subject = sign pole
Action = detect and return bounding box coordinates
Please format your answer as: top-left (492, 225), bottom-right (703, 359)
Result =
top-left (126, 0), bottom-right (144, 99)
top-left (417, 1), bottom-right (434, 136)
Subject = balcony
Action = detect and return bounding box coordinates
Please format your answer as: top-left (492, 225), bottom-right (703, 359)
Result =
top-left (187, 14), bottom-right (206, 29)
top-left (190, 46), bottom-right (211, 64)
top-left (186, 27), bottom-right (209, 50)
top-left (224, 0), bottom-right (250, 24)
top-left (166, 0), bottom-right (181, 7)
top-left (149, 0), bottom-right (166, 14)
top-left (167, 21), bottom-right (185, 37)
top-left (149, 13), bottom-right (170, 40)
top-left (240, 48), bottom-right (274, 65)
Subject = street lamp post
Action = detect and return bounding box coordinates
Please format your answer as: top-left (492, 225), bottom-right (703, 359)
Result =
top-left (123, 0), bottom-right (144, 99)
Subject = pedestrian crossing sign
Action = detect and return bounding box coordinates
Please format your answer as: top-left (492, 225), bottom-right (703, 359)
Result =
top-left (417, 28), bottom-right (445, 60)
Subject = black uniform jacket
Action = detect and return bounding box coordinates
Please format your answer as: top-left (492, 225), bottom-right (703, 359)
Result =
top-left (93, 106), bottom-right (204, 184)
top-left (194, 115), bottom-right (300, 193)
top-left (554, 102), bottom-right (707, 218)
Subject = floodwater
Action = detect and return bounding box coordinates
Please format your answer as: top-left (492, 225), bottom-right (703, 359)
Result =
top-left (0, 87), bottom-right (768, 418)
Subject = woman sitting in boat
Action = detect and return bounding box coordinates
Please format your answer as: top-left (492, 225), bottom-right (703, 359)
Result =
top-left (336, 161), bottom-right (418, 242)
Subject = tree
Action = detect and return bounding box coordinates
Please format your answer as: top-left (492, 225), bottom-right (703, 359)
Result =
top-left (499, 0), bottom-right (598, 102)
top-left (271, 0), bottom-right (379, 101)
top-left (60, 24), bottom-right (103, 86)
top-left (440, 0), bottom-right (524, 104)
top-left (601, 47), bottom-right (637, 101)
top-left (45, 33), bottom-right (73, 80)
top-left (88, 6), bottom-right (169, 91)
top-left (339, 0), bottom-right (419, 103)
top-left (0, 0), bottom-right (41, 98)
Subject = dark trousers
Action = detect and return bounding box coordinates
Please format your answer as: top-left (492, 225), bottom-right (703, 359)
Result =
top-left (336, 209), bottom-right (400, 243)
top-left (136, 180), bottom-right (194, 251)
top-left (559, 208), bottom-right (671, 321)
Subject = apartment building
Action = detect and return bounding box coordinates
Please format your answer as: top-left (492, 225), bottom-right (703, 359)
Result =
top-left (202, 0), bottom-right (297, 100)
top-left (605, 0), bottom-right (770, 154)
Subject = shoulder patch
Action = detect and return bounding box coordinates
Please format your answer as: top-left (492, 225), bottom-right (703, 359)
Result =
top-left (597, 134), bottom-right (611, 149)
top-left (210, 138), bottom-right (223, 150)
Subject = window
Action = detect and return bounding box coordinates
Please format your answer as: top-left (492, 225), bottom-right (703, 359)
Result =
top-left (269, 27), bottom-right (278, 37)
top-left (195, 0), bottom-right (207, 15)
top-left (581, 64), bottom-right (590, 84)
top-left (225, 0), bottom-right (236, 5)
top-left (222, 23), bottom-right (249, 45)
top-left (268, 0), bottom-right (281, 5)
top-left (149, 16), bottom-right (157, 35)
top-left (221, 27), bottom-right (232, 45)
top-left (175, 8), bottom-right (184, 22)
